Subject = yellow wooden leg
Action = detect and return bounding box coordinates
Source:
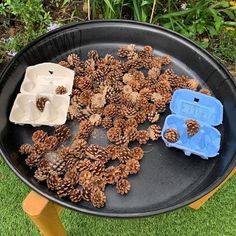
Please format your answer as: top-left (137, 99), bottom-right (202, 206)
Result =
top-left (22, 191), bottom-right (67, 236)
top-left (189, 167), bottom-right (236, 210)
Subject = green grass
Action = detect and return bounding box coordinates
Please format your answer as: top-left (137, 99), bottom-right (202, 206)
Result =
top-left (1, 157), bottom-right (236, 236)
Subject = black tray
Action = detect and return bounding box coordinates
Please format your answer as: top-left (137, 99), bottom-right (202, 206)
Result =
top-left (1, 20), bottom-right (236, 217)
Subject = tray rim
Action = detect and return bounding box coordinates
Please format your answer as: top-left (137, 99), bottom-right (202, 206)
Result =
top-left (0, 19), bottom-right (236, 218)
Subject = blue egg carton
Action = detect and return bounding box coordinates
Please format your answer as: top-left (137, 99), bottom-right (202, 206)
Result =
top-left (161, 89), bottom-right (223, 159)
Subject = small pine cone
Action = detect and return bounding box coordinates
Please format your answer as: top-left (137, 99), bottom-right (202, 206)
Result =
top-left (85, 144), bottom-right (104, 160)
top-left (147, 104), bottom-right (160, 123)
top-left (117, 147), bottom-right (132, 163)
top-left (91, 93), bottom-right (106, 109)
top-left (187, 79), bottom-right (199, 91)
top-left (79, 90), bottom-right (92, 106)
top-left (71, 138), bottom-right (87, 149)
top-left (136, 130), bottom-right (150, 145)
top-left (55, 86), bottom-right (67, 95)
top-left (90, 188), bottom-right (106, 208)
top-left (162, 93), bottom-right (172, 104)
top-left (142, 57), bottom-right (154, 69)
top-left (89, 114), bottom-right (102, 126)
top-left (78, 170), bottom-right (92, 188)
top-left (155, 99), bottom-right (166, 113)
top-left (139, 87), bottom-right (153, 100)
top-left (103, 104), bottom-right (117, 117)
top-left (46, 174), bottom-right (62, 190)
top-left (131, 147), bottom-right (144, 161)
top-left (116, 179), bottom-right (131, 195)
top-left (82, 187), bottom-right (91, 201)
top-left (155, 80), bottom-right (172, 95)
top-left (91, 70), bottom-right (104, 85)
top-left (186, 119), bottom-right (200, 136)
top-left (36, 96), bottom-right (50, 112)
top-left (67, 53), bottom-right (80, 66)
top-left (54, 125), bottom-right (71, 144)
top-left (105, 145), bottom-right (119, 160)
top-left (32, 130), bottom-right (47, 143)
top-left (126, 159), bottom-right (140, 174)
top-left (49, 157), bottom-right (67, 175)
top-left (136, 96), bottom-right (149, 110)
top-left (19, 143), bottom-right (33, 155)
top-left (104, 166), bottom-right (120, 184)
top-left (25, 143), bottom-right (46, 167)
top-left (74, 61), bottom-right (85, 76)
top-left (67, 103), bottom-right (79, 120)
top-left (161, 55), bottom-right (171, 65)
top-left (115, 135), bottom-right (128, 146)
top-left (135, 111), bottom-right (147, 124)
top-left (56, 180), bottom-right (73, 198)
top-left (125, 118), bottom-right (138, 129)
top-left (90, 176), bottom-right (106, 191)
top-left (76, 159), bottom-right (92, 172)
top-left (124, 126), bottom-right (137, 142)
top-left (34, 167), bottom-right (49, 182)
top-left (76, 76), bottom-right (92, 90)
top-left (44, 136), bottom-right (58, 150)
top-left (120, 105), bottom-right (136, 118)
top-left (102, 116), bottom-right (113, 129)
top-left (199, 88), bottom-right (211, 96)
top-left (143, 45), bottom-right (153, 55)
top-left (64, 168), bottom-right (80, 185)
top-left (66, 159), bottom-right (80, 170)
top-left (164, 128), bottom-right (180, 143)
top-left (69, 188), bottom-right (83, 203)
top-left (147, 125), bottom-right (161, 140)
top-left (107, 127), bottom-right (122, 142)
top-left (58, 60), bottom-right (70, 68)
top-left (148, 67), bottom-right (160, 80)
top-left (117, 47), bottom-right (130, 57)
top-left (113, 118), bottom-right (126, 129)
top-left (59, 147), bottom-right (76, 160)
top-left (87, 50), bottom-right (99, 61)
top-left (117, 164), bottom-right (129, 178)
top-left (89, 160), bottom-right (106, 176)
top-left (78, 119), bottom-right (93, 139)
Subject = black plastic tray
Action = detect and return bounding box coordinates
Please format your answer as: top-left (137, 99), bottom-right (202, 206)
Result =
top-left (1, 20), bottom-right (236, 217)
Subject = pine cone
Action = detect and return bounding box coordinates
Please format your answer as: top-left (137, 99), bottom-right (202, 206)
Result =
top-left (85, 144), bottom-right (104, 160)
top-left (126, 159), bottom-right (140, 174)
top-left (147, 125), bottom-right (161, 141)
top-left (199, 88), bottom-right (211, 96)
top-left (67, 53), bottom-right (80, 66)
top-left (115, 135), bottom-right (128, 146)
top-left (117, 147), bottom-right (132, 163)
top-left (117, 164), bottom-right (129, 178)
top-left (102, 116), bottom-right (113, 129)
top-left (164, 128), bottom-right (180, 143)
top-left (88, 50), bottom-right (99, 61)
top-left (32, 130), bottom-right (47, 143)
top-left (155, 99), bottom-right (166, 113)
top-left (90, 176), bottom-right (106, 191)
top-left (79, 90), bottom-right (92, 106)
top-left (36, 96), bottom-right (50, 112)
top-left (79, 170), bottom-right (92, 188)
top-left (71, 138), bottom-right (87, 149)
top-left (75, 76), bottom-right (92, 90)
top-left (147, 104), bottom-right (160, 123)
top-left (186, 119), bottom-right (200, 136)
top-left (58, 60), bottom-right (70, 68)
top-left (162, 93), bottom-right (172, 104)
top-left (104, 166), bottom-right (120, 184)
top-left (105, 145), bottom-right (119, 160)
top-left (131, 147), bottom-right (144, 161)
top-left (116, 179), bottom-right (131, 195)
top-left (107, 127), bottom-right (122, 142)
top-left (59, 147), bottom-right (76, 160)
top-left (54, 125), bottom-right (71, 144)
top-left (103, 103), bottom-right (117, 117)
top-left (89, 160), bottom-right (106, 176)
top-left (136, 130), bottom-right (150, 145)
top-left (89, 114), bottom-right (102, 126)
top-left (82, 187), bottom-right (91, 201)
top-left (76, 159), bottom-right (92, 172)
top-left (46, 174), bottom-right (62, 190)
top-left (56, 180), bottom-right (73, 198)
top-left (125, 118), bottom-right (138, 129)
top-left (34, 167), bottom-right (50, 182)
top-left (124, 126), bottom-right (137, 141)
top-left (90, 188), bottom-right (106, 208)
top-left (19, 143), bottom-right (33, 155)
top-left (117, 47), bottom-right (130, 57)
top-left (49, 157), bottom-right (67, 175)
top-left (135, 111), bottom-right (147, 124)
top-left (55, 86), bottom-right (67, 95)
top-left (44, 136), bottom-right (58, 150)
top-left (155, 80), bottom-right (172, 95)
top-left (64, 168), bottom-right (80, 185)
top-left (148, 67), bottom-right (160, 80)
top-left (25, 143), bottom-right (46, 167)
top-left (113, 118), bottom-right (126, 129)
top-left (78, 119), bottom-right (93, 139)
top-left (161, 55), bottom-right (171, 65)
top-left (69, 188), bottom-right (83, 203)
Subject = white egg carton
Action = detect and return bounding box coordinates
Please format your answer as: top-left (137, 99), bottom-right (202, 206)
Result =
top-left (9, 63), bottom-right (75, 126)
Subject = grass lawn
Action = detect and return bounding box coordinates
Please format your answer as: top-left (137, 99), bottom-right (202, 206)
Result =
top-left (1, 156), bottom-right (236, 236)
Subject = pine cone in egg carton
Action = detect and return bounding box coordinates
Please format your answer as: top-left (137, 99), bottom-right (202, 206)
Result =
top-left (36, 96), bottom-right (50, 112)
top-left (186, 119), bottom-right (200, 136)
top-left (55, 86), bottom-right (67, 95)
top-left (164, 128), bottom-right (180, 143)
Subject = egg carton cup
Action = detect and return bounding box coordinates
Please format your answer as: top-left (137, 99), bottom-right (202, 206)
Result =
top-left (20, 63), bottom-right (74, 95)
top-left (9, 63), bottom-right (75, 126)
top-left (10, 93), bottom-right (70, 126)
top-left (161, 89), bottom-right (223, 159)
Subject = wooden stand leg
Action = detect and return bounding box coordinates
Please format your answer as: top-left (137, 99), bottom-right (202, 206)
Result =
top-left (189, 167), bottom-right (236, 210)
top-left (22, 191), bottom-right (67, 236)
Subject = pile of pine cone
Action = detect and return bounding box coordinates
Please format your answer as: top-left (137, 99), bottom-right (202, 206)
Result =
top-left (19, 44), bottom-right (211, 208)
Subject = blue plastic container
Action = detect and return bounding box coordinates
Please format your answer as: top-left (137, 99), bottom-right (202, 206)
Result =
top-left (161, 89), bottom-right (223, 159)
